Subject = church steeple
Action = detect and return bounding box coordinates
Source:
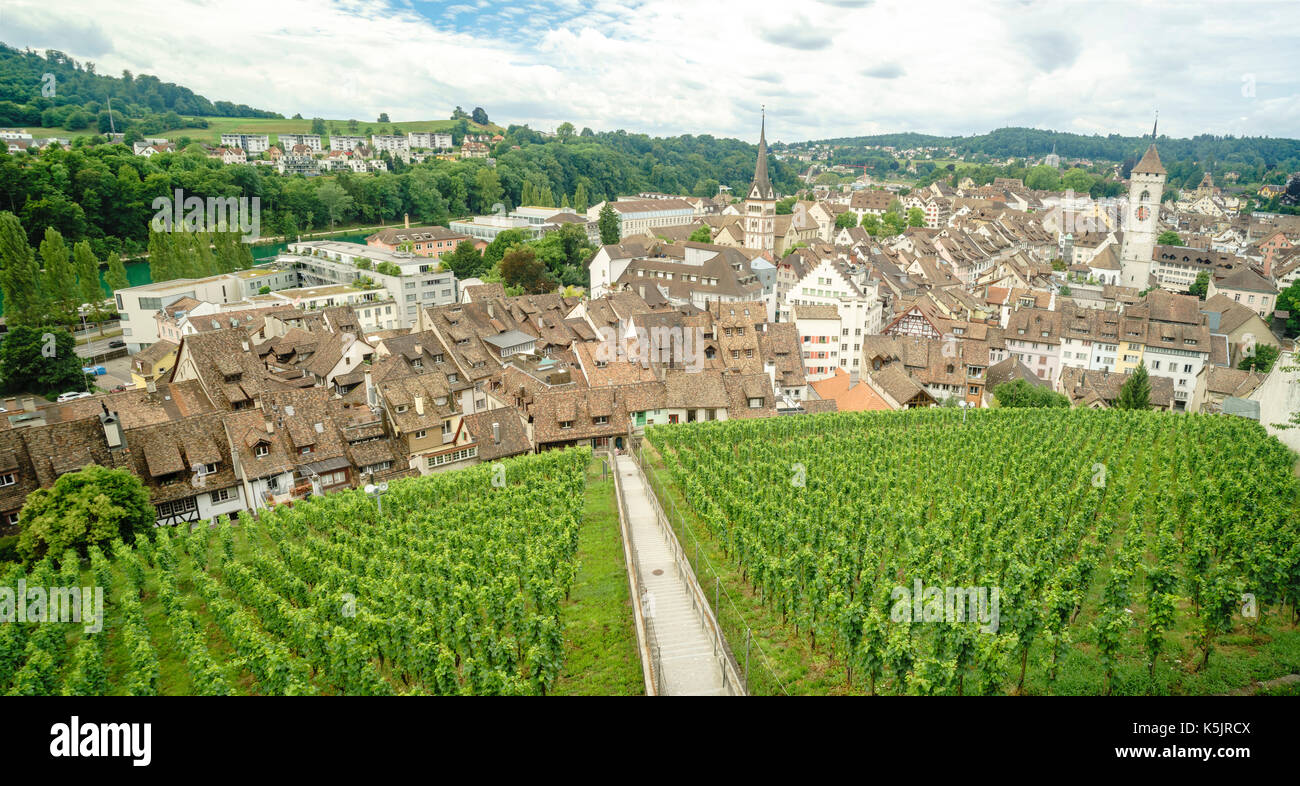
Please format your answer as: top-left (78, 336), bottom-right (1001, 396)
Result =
top-left (749, 106), bottom-right (775, 201)
top-left (744, 107), bottom-right (776, 254)
top-left (1133, 112), bottom-right (1165, 175)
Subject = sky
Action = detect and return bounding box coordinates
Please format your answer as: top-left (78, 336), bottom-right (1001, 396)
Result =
top-left (2, 0), bottom-right (1298, 144)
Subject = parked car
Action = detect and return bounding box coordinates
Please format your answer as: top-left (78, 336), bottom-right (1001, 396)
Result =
top-left (108, 340), bottom-right (126, 348)
top-left (56, 391), bottom-right (93, 403)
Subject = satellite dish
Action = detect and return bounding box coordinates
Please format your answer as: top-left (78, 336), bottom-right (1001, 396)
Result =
top-left (364, 484), bottom-right (376, 494)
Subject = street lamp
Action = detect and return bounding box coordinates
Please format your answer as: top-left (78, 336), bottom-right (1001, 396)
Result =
top-left (958, 399), bottom-right (973, 424)
top-left (363, 481), bottom-right (388, 516)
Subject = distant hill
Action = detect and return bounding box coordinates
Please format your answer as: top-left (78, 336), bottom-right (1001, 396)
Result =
top-left (0, 43), bottom-right (282, 127)
top-left (809, 126), bottom-right (1300, 172)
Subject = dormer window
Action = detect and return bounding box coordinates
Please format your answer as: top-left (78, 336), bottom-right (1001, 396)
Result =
top-left (412, 359), bottom-right (423, 368)
top-left (255, 443), bottom-right (270, 458)
top-left (396, 404), bottom-right (409, 413)
top-left (0, 472), bottom-right (15, 487)
top-left (748, 397), bottom-right (764, 409)
top-left (433, 354), bottom-right (445, 363)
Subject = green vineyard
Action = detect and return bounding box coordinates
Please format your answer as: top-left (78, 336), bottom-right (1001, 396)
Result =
top-left (0, 447), bottom-right (611, 696)
top-left (645, 409), bottom-right (1300, 695)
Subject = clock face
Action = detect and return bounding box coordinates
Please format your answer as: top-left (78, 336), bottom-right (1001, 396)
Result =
top-left (1135, 206), bottom-right (1150, 221)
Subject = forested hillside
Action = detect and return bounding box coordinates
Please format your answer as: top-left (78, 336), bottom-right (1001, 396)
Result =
top-left (815, 126), bottom-right (1300, 186)
top-left (0, 44), bottom-right (281, 131)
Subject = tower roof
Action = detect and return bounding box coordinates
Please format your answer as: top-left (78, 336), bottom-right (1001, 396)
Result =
top-left (749, 110), bottom-right (775, 201)
top-left (1133, 144), bottom-right (1166, 176)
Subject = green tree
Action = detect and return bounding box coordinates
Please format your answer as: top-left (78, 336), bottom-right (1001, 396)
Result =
top-left (0, 326), bottom-right (89, 398)
top-left (72, 240), bottom-right (104, 329)
top-left (1238, 343), bottom-right (1278, 373)
top-left (881, 211), bottom-right (906, 236)
top-left (40, 228), bottom-right (78, 324)
top-left (0, 212), bottom-right (46, 328)
top-left (475, 168), bottom-right (504, 214)
top-left (1115, 363), bottom-right (1151, 410)
top-left (860, 213), bottom-right (882, 235)
top-left (1157, 230), bottom-right (1182, 246)
top-left (16, 465), bottom-right (155, 560)
top-left (316, 182), bottom-right (354, 228)
top-left (500, 246), bottom-right (553, 294)
top-left (688, 225), bottom-right (712, 243)
top-left (378, 113), bottom-right (390, 123)
top-left (104, 252), bottom-right (129, 294)
top-left (556, 122), bottom-right (575, 143)
top-left (1060, 167), bottom-right (1094, 193)
top-left (906, 207), bottom-right (925, 227)
top-left (597, 202), bottom-right (620, 245)
top-left (835, 212), bottom-right (858, 230)
top-left (1024, 165), bottom-right (1060, 190)
top-left (442, 240), bottom-right (486, 279)
top-left (1187, 270), bottom-right (1209, 299)
top-left (310, 117), bottom-right (326, 135)
top-left (573, 182), bottom-right (589, 214)
top-left (1275, 280), bottom-right (1300, 337)
top-left (483, 229), bottom-right (527, 270)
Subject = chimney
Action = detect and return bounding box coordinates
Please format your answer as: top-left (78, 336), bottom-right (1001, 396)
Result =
top-left (492, 422), bottom-right (501, 444)
top-left (22, 397), bottom-right (35, 413)
top-left (146, 380), bottom-right (157, 394)
top-left (241, 340), bottom-right (250, 352)
top-left (365, 368), bottom-right (376, 407)
top-left (414, 395), bottom-right (424, 415)
top-left (487, 303), bottom-right (494, 318)
top-left (404, 213), bottom-right (410, 229)
top-left (414, 342), bottom-right (422, 357)
top-left (265, 420), bottom-right (274, 434)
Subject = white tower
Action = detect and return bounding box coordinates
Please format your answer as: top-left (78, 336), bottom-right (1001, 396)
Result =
top-left (744, 108), bottom-right (776, 254)
top-left (1119, 117), bottom-right (1166, 289)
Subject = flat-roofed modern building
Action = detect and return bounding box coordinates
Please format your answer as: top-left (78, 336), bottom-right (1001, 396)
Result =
top-left (113, 267), bottom-right (297, 352)
top-left (285, 240), bottom-right (458, 329)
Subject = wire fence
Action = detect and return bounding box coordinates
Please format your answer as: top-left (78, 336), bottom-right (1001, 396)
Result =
top-left (631, 441), bottom-right (790, 696)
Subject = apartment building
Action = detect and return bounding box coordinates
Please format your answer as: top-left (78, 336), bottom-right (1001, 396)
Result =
top-left (279, 133), bottom-right (322, 152)
top-left (113, 268), bottom-right (297, 352)
top-left (219, 133), bottom-right (270, 153)
top-left (408, 131), bottom-right (453, 149)
top-left (286, 240), bottom-right (458, 329)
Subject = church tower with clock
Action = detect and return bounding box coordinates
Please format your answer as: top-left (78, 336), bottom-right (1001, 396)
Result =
top-left (1119, 118), bottom-right (1166, 289)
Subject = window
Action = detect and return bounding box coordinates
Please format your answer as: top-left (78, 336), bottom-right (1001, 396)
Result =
top-left (559, 420), bottom-right (574, 430)
top-left (299, 446), bottom-right (312, 455)
top-left (211, 487), bottom-right (233, 503)
top-left (748, 397), bottom-right (764, 408)
top-left (0, 473), bottom-right (15, 487)
top-left (593, 415), bottom-right (609, 425)
top-left (156, 497), bottom-right (198, 518)
top-left (255, 444), bottom-right (270, 458)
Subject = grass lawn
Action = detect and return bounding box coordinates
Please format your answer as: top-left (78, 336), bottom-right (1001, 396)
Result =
top-left (552, 459), bottom-right (645, 696)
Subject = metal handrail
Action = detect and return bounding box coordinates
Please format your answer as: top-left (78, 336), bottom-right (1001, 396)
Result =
top-left (608, 450), bottom-right (662, 696)
top-left (628, 443), bottom-right (747, 696)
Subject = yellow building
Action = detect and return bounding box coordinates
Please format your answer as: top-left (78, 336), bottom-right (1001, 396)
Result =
top-left (130, 339), bottom-right (179, 389)
top-left (1115, 340), bottom-right (1145, 374)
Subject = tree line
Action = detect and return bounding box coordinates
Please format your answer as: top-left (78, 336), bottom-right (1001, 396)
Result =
top-left (0, 121), bottom-right (794, 262)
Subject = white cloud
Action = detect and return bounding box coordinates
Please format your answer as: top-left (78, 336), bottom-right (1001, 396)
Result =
top-left (2, 0), bottom-right (1296, 142)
